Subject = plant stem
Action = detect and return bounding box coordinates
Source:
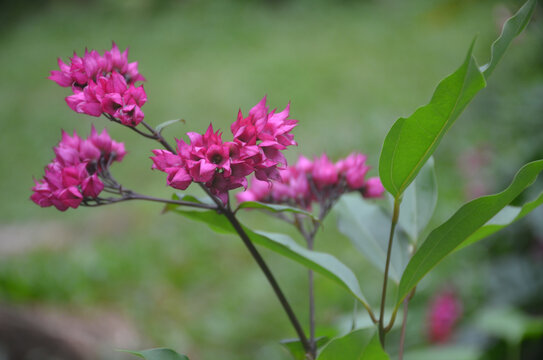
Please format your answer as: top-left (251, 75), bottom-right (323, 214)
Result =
top-left (398, 298), bottom-right (410, 360)
top-left (222, 206), bottom-right (312, 356)
top-left (107, 116), bottom-right (311, 355)
top-left (307, 236), bottom-right (316, 358)
top-left (378, 198), bottom-right (400, 347)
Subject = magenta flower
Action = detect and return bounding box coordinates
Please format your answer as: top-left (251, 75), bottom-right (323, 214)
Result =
top-left (363, 177), bottom-right (385, 198)
top-left (50, 43), bottom-right (146, 126)
top-left (237, 152), bottom-right (385, 209)
top-left (151, 98), bottom-right (297, 204)
top-left (427, 290), bottom-right (462, 343)
top-left (31, 126), bottom-right (125, 211)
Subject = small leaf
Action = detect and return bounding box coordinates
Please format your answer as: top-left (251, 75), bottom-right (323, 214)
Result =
top-left (236, 201), bottom-right (318, 221)
top-left (280, 336), bottom-right (329, 360)
top-left (379, 0), bottom-right (536, 199)
top-left (336, 194), bottom-right (409, 284)
top-left (456, 191), bottom-right (543, 251)
top-left (397, 157), bottom-right (437, 243)
top-left (397, 160), bottom-right (543, 307)
top-left (120, 348), bottom-right (189, 360)
top-left (317, 329), bottom-right (389, 360)
top-left (156, 119), bottom-right (185, 134)
top-left (170, 207), bottom-right (375, 315)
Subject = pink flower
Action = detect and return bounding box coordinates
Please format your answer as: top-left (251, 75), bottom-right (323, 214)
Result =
top-left (235, 177), bottom-right (271, 203)
top-left (238, 152), bottom-right (383, 209)
top-left (31, 126), bottom-right (125, 211)
top-left (152, 98), bottom-right (297, 204)
top-left (51, 43), bottom-right (146, 125)
top-left (336, 152), bottom-right (370, 190)
top-left (363, 177), bottom-right (385, 198)
top-left (49, 42), bottom-right (145, 89)
top-left (312, 154), bottom-right (339, 189)
top-left (427, 290), bottom-right (462, 343)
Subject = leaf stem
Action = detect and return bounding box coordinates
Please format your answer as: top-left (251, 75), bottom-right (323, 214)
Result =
top-left (378, 198), bottom-right (400, 347)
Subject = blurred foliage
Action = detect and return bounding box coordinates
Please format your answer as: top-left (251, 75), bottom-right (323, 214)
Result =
top-left (0, 0), bottom-right (542, 359)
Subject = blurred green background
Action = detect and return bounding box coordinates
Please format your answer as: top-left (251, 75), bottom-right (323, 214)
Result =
top-left (0, 0), bottom-right (542, 359)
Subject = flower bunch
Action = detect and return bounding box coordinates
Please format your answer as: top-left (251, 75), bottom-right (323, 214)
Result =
top-left (237, 152), bottom-right (384, 209)
top-left (426, 290), bottom-right (462, 343)
top-left (151, 97), bottom-right (298, 203)
top-left (31, 126), bottom-right (126, 211)
top-left (49, 43), bottom-right (147, 126)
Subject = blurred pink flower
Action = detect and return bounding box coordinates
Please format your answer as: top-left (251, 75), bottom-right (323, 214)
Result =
top-left (427, 289), bottom-right (462, 343)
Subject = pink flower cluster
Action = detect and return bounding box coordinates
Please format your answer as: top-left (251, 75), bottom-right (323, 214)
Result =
top-left (237, 153), bottom-right (385, 208)
top-left (427, 290), bottom-right (462, 343)
top-left (49, 43), bottom-right (147, 126)
top-left (151, 97), bottom-right (298, 203)
top-left (31, 127), bottom-right (126, 211)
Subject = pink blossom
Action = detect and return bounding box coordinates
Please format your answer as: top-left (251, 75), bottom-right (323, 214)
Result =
top-left (427, 290), bottom-right (462, 343)
top-left (363, 177), bottom-right (385, 198)
top-left (312, 154), bottom-right (338, 189)
top-left (151, 98), bottom-right (297, 204)
top-left (238, 152), bottom-right (383, 209)
top-left (336, 153), bottom-right (370, 189)
top-left (51, 43), bottom-right (146, 125)
top-left (49, 42), bottom-right (145, 89)
top-left (31, 127), bottom-right (125, 211)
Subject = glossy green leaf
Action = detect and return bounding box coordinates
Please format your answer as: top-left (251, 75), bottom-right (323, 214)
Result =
top-left (396, 160), bottom-right (543, 307)
top-left (156, 119), bottom-right (185, 134)
top-left (170, 208), bottom-right (374, 313)
top-left (397, 157), bottom-right (437, 243)
top-left (336, 194), bottom-right (408, 284)
top-left (317, 329), bottom-right (389, 360)
top-left (379, 0), bottom-right (535, 199)
top-left (236, 201), bottom-right (318, 221)
top-left (456, 191), bottom-right (543, 251)
top-left (120, 348), bottom-right (189, 360)
top-left (280, 336), bottom-right (329, 360)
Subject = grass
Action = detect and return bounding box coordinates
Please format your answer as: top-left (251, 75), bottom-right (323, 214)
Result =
top-left (0, 0), bottom-right (541, 359)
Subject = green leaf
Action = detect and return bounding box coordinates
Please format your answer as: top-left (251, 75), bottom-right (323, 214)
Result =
top-left (236, 201), bottom-right (318, 221)
top-left (397, 157), bottom-right (437, 243)
top-left (155, 119), bottom-right (185, 134)
top-left (170, 208), bottom-right (374, 314)
top-left (480, 0), bottom-right (537, 77)
top-left (379, 40), bottom-right (485, 198)
top-left (280, 336), bottom-right (329, 360)
top-left (379, 0), bottom-right (536, 199)
top-left (456, 191), bottom-right (543, 251)
top-left (396, 160), bottom-right (543, 307)
top-left (336, 194), bottom-right (409, 284)
top-left (317, 329), bottom-right (389, 360)
top-left (120, 348), bottom-right (189, 360)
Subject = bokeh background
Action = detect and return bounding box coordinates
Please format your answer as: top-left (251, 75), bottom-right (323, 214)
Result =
top-left (1, 0), bottom-right (542, 359)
